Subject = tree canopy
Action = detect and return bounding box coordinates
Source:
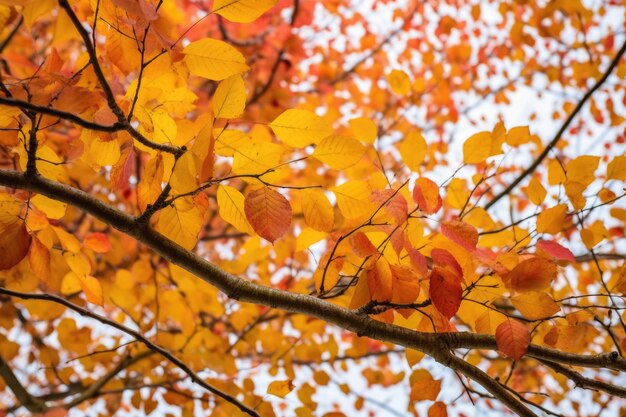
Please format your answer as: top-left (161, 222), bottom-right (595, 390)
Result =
top-left (0, 1), bottom-right (626, 416)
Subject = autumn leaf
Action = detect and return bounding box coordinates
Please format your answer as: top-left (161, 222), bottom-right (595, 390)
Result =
top-left (217, 185), bottom-right (255, 234)
top-left (496, 318), bottom-right (530, 360)
top-left (266, 379), bottom-right (295, 398)
top-left (350, 231), bottom-right (378, 257)
top-left (399, 130), bottom-right (427, 171)
top-left (244, 186), bottom-right (292, 243)
top-left (511, 292), bottom-right (560, 320)
top-left (388, 69), bottom-right (411, 95)
top-left (312, 135), bottom-right (366, 169)
top-left (441, 219), bottom-right (478, 251)
top-left (183, 38), bottom-right (249, 81)
top-left (349, 117), bottom-right (377, 144)
top-left (429, 267), bottom-right (462, 319)
top-left (413, 177), bottom-right (442, 214)
top-left (300, 188), bottom-right (334, 232)
top-left (0, 221), bottom-right (31, 270)
top-left (269, 109), bottom-right (333, 148)
top-left (212, 74), bottom-right (246, 119)
top-left (505, 257), bottom-right (557, 292)
top-left (536, 240), bottom-right (575, 262)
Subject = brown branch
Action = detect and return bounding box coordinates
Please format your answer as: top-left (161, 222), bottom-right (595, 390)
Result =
top-left (2, 170), bottom-right (626, 416)
top-left (64, 351), bottom-right (154, 408)
top-left (0, 286), bottom-right (259, 417)
top-left (485, 39), bottom-right (626, 210)
top-left (0, 96), bottom-right (122, 132)
top-left (539, 359), bottom-right (626, 398)
top-left (0, 354), bottom-right (48, 413)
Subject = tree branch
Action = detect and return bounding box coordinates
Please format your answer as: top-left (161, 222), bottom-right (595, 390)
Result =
top-left (485, 39), bottom-right (626, 210)
top-left (0, 354), bottom-right (48, 413)
top-left (57, 0), bottom-right (182, 157)
top-left (539, 359), bottom-right (626, 398)
top-left (1, 169), bottom-right (625, 416)
top-left (0, 286), bottom-right (259, 417)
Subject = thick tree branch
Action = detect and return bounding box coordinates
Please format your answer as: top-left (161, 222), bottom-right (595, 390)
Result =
top-left (485, 39), bottom-right (626, 210)
top-left (1, 170), bottom-right (625, 415)
top-left (0, 286), bottom-right (259, 417)
top-left (0, 354), bottom-right (48, 413)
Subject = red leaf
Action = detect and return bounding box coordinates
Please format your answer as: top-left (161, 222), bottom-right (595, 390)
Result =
top-left (244, 187), bottom-right (292, 243)
top-left (431, 248), bottom-right (463, 280)
top-left (413, 178), bottom-right (442, 214)
top-left (0, 222), bottom-right (31, 270)
top-left (429, 267), bottom-right (462, 319)
top-left (441, 219), bottom-right (478, 251)
top-left (350, 231), bottom-right (378, 257)
top-left (536, 240), bottom-right (575, 262)
top-left (505, 257), bottom-right (557, 292)
top-left (496, 318), bottom-right (530, 360)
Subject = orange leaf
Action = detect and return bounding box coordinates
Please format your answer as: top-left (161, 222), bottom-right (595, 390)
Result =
top-left (413, 178), bottom-right (442, 214)
top-left (429, 267), bottom-right (462, 319)
top-left (496, 318), bottom-right (530, 360)
top-left (83, 232), bottom-right (112, 254)
top-left (428, 402), bottom-right (448, 417)
top-left (367, 257), bottom-right (393, 302)
top-left (244, 187), bottom-right (292, 243)
top-left (267, 379), bottom-right (295, 398)
top-left (29, 237), bottom-right (51, 284)
top-left (505, 257), bottom-right (557, 292)
top-left (391, 265), bottom-right (420, 305)
top-left (536, 240), bottom-right (575, 262)
top-left (350, 231), bottom-right (378, 257)
top-left (441, 219), bottom-right (478, 251)
top-left (0, 222), bottom-right (31, 270)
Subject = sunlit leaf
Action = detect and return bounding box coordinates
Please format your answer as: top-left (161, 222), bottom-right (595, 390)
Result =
top-left (496, 318), bottom-right (530, 360)
top-left (183, 38), bottom-right (249, 81)
top-left (244, 186), bottom-right (292, 243)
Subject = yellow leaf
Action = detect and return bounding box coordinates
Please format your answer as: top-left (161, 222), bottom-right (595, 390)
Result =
top-left (505, 126), bottom-right (531, 146)
top-left (607, 155), bottom-right (626, 180)
top-left (580, 220), bottom-right (608, 250)
top-left (565, 155), bottom-right (599, 187)
top-left (300, 189), bottom-right (334, 232)
top-left (217, 185), bottom-right (254, 234)
top-left (22, 0), bottom-right (54, 28)
top-left (232, 141), bottom-right (284, 175)
top-left (348, 117), bottom-right (377, 144)
top-left (267, 379), bottom-right (295, 398)
top-left (547, 159), bottom-right (566, 185)
top-left (399, 130), bottom-right (427, 171)
top-left (296, 228), bottom-right (326, 252)
top-left (523, 178), bottom-right (546, 205)
top-left (213, 0), bottom-right (278, 23)
top-left (269, 109), bottom-right (333, 148)
top-left (536, 204), bottom-right (567, 234)
top-left (388, 69), bottom-right (410, 95)
top-left (170, 152), bottom-right (198, 194)
top-left (212, 74), bottom-right (246, 119)
top-left (463, 131), bottom-right (499, 164)
top-left (312, 135), bottom-right (365, 169)
top-left (157, 198), bottom-right (203, 250)
top-left (512, 291), bottom-right (560, 320)
top-left (80, 275), bottom-right (103, 305)
top-left (183, 38), bottom-right (249, 81)
top-left (565, 180), bottom-right (586, 210)
top-left (137, 154), bottom-right (165, 211)
top-left (331, 180), bottom-right (372, 219)
top-left (31, 194), bottom-right (67, 219)
top-left (214, 129), bottom-right (249, 156)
